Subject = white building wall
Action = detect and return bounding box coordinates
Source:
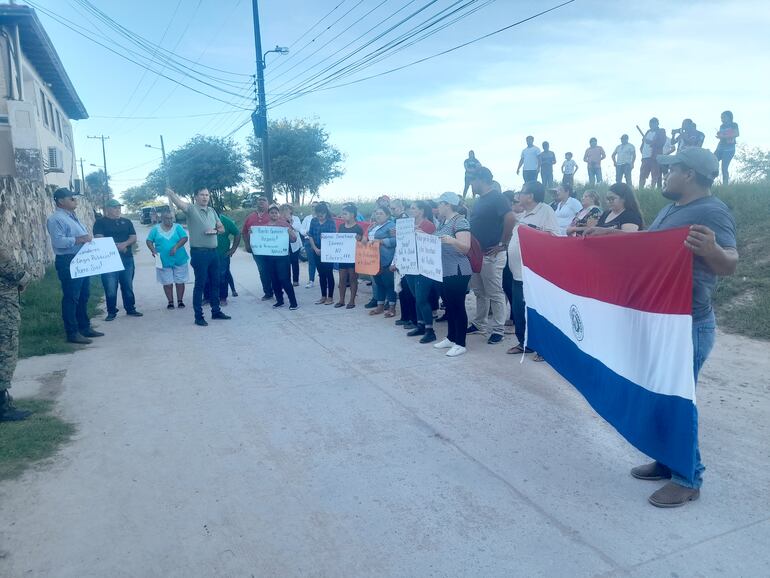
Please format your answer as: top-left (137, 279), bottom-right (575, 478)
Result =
top-left (0, 33), bottom-right (77, 189)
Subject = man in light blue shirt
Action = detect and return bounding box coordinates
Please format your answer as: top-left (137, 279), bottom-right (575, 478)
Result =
top-left (46, 188), bottom-right (104, 344)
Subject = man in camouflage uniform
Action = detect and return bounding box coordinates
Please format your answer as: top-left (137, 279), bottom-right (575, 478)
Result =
top-left (0, 244), bottom-right (33, 422)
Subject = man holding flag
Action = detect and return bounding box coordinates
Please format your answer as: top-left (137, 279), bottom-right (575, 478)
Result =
top-left (587, 147), bottom-right (737, 507)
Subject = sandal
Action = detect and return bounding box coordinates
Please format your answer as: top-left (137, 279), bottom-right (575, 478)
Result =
top-left (334, 302), bottom-right (345, 308)
top-left (167, 302), bottom-right (175, 309)
top-left (383, 310), bottom-right (396, 318)
top-left (346, 303), bottom-right (356, 309)
top-left (533, 353), bottom-right (545, 362)
top-left (507, 344), bottom-right (534, 355)
top-left (177, 301), bottom-right (185, 308)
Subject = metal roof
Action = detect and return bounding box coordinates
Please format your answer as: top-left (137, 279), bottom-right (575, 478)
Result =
top-left (0, 4), bottom-right (88, 120)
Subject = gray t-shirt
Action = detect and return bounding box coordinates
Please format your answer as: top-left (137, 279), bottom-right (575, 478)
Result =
top-left (436, 215), bottom-right (472, 277)
top-left (648, 195), bottom-right (736, 321)
top-left (184, 204), bottom-right (221, 249)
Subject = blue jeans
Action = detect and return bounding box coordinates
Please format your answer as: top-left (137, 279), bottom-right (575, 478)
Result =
top-left (54, 254), bottom-right (92, 338)
top-left (615, 164), bottom-right (632, 185)
top-left (190, 248), bottom-right (221, 319)
top-left (406, 275), bottom-right (435, 328)
top-left (661, 314), bottom-right (716, 489)
top-left (218, 254), bottom-right (231, 300)
top-left (373, 269), bottom-right (396, 306)
top-left (101, 255), bottom-right (136, 315)
top-left (715, 147), bottom-right (735, 185)
top-left (540, 167), bottom-right (554, 189)
top-left (522, 169), bottom-right (538, 183)
top-left (588, 164), bottom-right (603, 185)
top-left (303, 238), bottom-right (316, 282)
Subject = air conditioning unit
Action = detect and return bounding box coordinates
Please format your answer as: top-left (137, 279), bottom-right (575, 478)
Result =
top-left (46, 146), bottom-right (64, 173)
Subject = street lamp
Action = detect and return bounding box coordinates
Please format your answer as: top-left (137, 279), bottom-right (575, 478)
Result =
top-left (262, 45), bottom-right (289, 68)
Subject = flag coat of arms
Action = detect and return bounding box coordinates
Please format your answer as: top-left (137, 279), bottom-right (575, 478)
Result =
top-left (518, 226), bottom-right (697, 482)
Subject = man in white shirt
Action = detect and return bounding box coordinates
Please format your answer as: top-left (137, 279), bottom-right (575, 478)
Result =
top-left (612, 134), bottom-right (636, 186)
top-left (507, 181), bottom-right (559, 358)
top-left (516, 136), bottom-right (541, 183)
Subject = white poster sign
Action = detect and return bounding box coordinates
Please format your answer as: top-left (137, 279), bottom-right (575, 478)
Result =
top-left (69, 238), bottom-right (125, 279)
top-left (416, 232), bottom-right (443, 282)
top-left (250, 226), bottom-right (289, 256)
top-left (395, 218), bottom-right (418, 275)
top-left (321, 233), bottom-right (357, 263)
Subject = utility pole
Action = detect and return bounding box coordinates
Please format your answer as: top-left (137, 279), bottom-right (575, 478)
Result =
top-left (87, 134), bottom-right (110, 210)
top-left (77, 157), bottom-right (86, 192)
top-left (251, 0), bottom-right (272, 202)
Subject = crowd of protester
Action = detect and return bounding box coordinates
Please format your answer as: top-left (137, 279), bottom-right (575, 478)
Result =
top-left (13, 107), bottom-right (739, 509)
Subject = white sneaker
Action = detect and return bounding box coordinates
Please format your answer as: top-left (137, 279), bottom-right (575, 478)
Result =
top-left (446, 345), bottom-right (467, 357)
top-left (433, 338), bottom-right (454, 349)
top-left (305, 281), bottom-right (314, 288)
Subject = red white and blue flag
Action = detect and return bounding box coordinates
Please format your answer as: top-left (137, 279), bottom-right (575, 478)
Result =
top-left (518, 226), bottom-right (697, 482)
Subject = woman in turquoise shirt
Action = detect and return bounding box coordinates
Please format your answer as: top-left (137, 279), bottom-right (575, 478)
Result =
top-left (146, 211), bottom-right (190, 308)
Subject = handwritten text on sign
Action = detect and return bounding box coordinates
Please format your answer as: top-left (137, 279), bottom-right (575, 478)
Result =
top-left (416, 232), bottom-right (443, 282)
top-left (395, 218), bottom-right (418, 275)
top-left (69, 238), bottom-right (125, 279)
top-left (250, 226), bottom-right (289, 256)
top-left (321, 233), bottom-right (357, 263)
top-left (355, 240), bottom-right (380, 276)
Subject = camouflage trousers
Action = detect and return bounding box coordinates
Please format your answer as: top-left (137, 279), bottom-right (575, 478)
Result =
top-left (0, 288), bottom-right (21, 391)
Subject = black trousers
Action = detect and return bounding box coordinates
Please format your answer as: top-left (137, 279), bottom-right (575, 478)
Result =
top-left (190, 248), bottom-right (220, 319)
top-left (512, 279), bottom-right (526, 346)
top-left (399, 276), bottom-right (416, 322)
top-left (289, 246), bottom-right (300, 284)
top-left (313, 252), bottom-right (335, 298)
top-left (267, 255), bottom-right (297, 307)
top-left (502, 257), bottom-right (514, 321)
top-left (442, 274), bottom-right (471, 347)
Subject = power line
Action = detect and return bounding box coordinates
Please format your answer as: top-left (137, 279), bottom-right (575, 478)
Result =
top-left (268, 0), bottom-right (413, 87)
top-left (70, 0), bottom-right (253, 78)
top-left (28, 1), bottom-right (254, 109)
top-left (267, 0), bottom-right (466, 105)
top-left (67, 0), bottom-right (250, 89)
top-left (267, 0), bottom-right (440, 96)
top-left (268, 0), bottom-right (349, 74)
top-left (271, 0), bottom-right (575, 110)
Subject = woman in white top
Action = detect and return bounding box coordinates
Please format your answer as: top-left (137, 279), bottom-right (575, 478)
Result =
top-left (553, 184), bottom-right (582, 235)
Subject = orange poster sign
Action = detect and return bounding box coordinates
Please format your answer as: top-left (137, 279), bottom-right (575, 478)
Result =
top-left (355, 241), bottom-right (380, 275)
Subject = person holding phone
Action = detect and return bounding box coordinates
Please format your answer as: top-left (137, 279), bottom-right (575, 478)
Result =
top-left (166, 187), bottom-right (231, 326)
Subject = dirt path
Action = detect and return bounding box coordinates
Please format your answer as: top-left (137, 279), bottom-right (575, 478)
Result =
top-left (1, 225), bottom-right (769, 577)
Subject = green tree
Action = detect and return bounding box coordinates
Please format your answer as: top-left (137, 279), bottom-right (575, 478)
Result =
top-left (84, 169), bottom-right (112, 211)
top-left (249, 118), bottom-right (344, 204)
top-left (736, 145), bottom-right (770, 182)
top-left (121, 184), bottom-right (159, 210)
top-left (164, 135), bottom-right (247, 211)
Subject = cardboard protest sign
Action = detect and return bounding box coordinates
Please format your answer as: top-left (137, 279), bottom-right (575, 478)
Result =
top-left (69, 238), bottom-right (125, 279)
top-left (321, 233), bottom-right (357, 263)
top-left (416, 232), bottom-right (443, 282)
top-left (355, 240), bottom-right (380, 275)
top-left (395, 218), bottom-right (418, 275)
top-left (250, 226), bottom-right (289, 256)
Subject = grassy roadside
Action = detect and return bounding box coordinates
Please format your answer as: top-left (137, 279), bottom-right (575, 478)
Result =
top-left (0, 399), bottom-right (76, 481)
top-left (19, 267), bottom-right (104, 358)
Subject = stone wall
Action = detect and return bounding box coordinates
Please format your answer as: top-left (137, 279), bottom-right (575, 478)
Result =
top-left (0, 176), bottom-right (96, 277)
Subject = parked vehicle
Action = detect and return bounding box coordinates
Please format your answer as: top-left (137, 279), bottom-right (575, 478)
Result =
top-left (140, 206), bottom-right (159, 225)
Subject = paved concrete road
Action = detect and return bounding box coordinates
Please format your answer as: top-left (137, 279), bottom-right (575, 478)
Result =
top-left (2, 224), bottom-right (769, 577)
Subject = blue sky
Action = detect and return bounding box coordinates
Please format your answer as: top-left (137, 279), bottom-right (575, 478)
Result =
top-left (33, 0), bottom-right (770, 201)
